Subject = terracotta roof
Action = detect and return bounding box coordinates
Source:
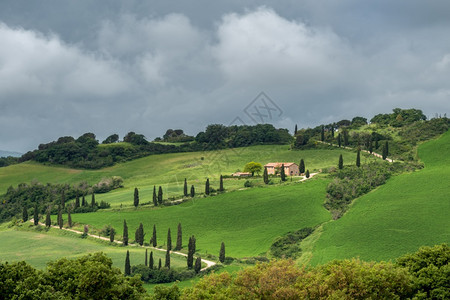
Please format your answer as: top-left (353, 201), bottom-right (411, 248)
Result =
top-left (264, 162), bottom-right (297, 167)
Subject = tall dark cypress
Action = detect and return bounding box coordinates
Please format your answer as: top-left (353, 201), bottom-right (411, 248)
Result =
top-left (321, 125), bottom-right (325, 142)
top-left (123, 220), bottom-right (129, 246)
top-left (338, 133), bottom-right (342, 148)
top-left (294, 124), bottom-right (298, 135)
top-left (158, 186), bottom-right (163, 205)
top-left (190, 185), bottom-right (195, 197)
top-left (187, 236), bottom-right (194, 269)
top-left (82, 194), bottom-right (86, 207)
top-left (67, 209), bottom-right (72, 228)
top-left (134, 188), bottom-right (139, 207)
top-left (145, 249), bottom-right (148, 266)
top-left (263, 167), bottom-right (269, 184)
top-left (219, 242), bottom-right (225, 263)
top-left (153, 186), bottom-right (158, 206)
top-left (152, 224), bottom-right (157, 247)
top-left (184, 178), bottom-right (188, 197)
top-left (165, 248), bottom-right (170, 269)
top-left (175, 223), bottom-right (182, 250)
top-left (338, 154), bottom-right (344, 170)
top-left (75, 193), bottom-right (80, 208)
top-left (33, 205), bottom-right (39, 226)
top-left (158, 258), bottom-right (162, 270)
top-left (306, 170), bottom-right (310, 178)
top-left (57, 206), bottom-right (63, 229)
top-left (219, 175), bottom-right (224, 192)
top-left (299, 159), bottom-right (305, 174)
top-left (167, 228), bottom-right (172, 251)
top-left (45, 209), bottom-right (51, 227)
top-left (356, 148), bottom-right (361, 167)
top-left (369, 142), bottom-right (373, 154)
top-left (124, 250), bottom-right (131, 276)
top-left (194, 257), bottom-right (202, 273)
top-left (91, 193), bottom-right (95, 208)
top-left (149, 251), bottom-right (154, 269)
top-left (135, 223), bottom-right (144, 246)
top-left (343, 130), bottom-right (349, 146)
top-left (331, 126), bottom-right (335, 138)
top-left (22, 206), bottom-right (28, 222)
top-left (382, 141), bottom-right (389, 160)
top-left (205, 178), bottom-right (210, 195)
top-left (60, 190), bottom-right (65, 208)
top-left (110, 227), bottom-right (115, 243)
top-left (280, 164), bottom-right (286, 181)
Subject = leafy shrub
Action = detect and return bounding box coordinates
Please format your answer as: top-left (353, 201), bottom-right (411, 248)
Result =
top-left (244, 180), bottom-right (253, 188)
top-left (270, 227), bottom-right (314, 258)
top-left (131, 265), bottom-right (195, 284)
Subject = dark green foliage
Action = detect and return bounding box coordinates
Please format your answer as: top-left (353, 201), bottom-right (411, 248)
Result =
top-left (91, 193), bottom-right (96, 208)
top-left (190, 185), bottom-right (195, 197)
top-left (270, 227), bottom-right (314, 258)
top-left (299, 159), bottom-right (305, 174)
top-left (338, 133), bottom-right (342, 147)
top-left (145, 249), bottom-right (148, 266)
top-left (153, 186), bottom-right (157, 206)
top-left (263, 167), bottom-right (269, 184)
top-left (109, 227), bottom-right (115, 243)
top-left (123, 220), bottom-right (129, 246)
top-left (175, 223), bottom-right (182, 251)
top-left (294, 129), bottom-right (310, 148)
top-left (158, 259), bottom-right (162, 270)
top-left (133, 188), bottom-right (139, 207)
top-left (67, 210), bottom-right (72, 228)
top-left (45, 209), bottom-right (51, 227)
top-left (219, 175), bottom-right (224, 192)
top-left (22, 206), bottom-right (28, 222)
top-left (184, 178), bottom-right (188, 196)
top-left (351, 116), bottom-right (368, 127)
top-left (321, 126), bottom-right (325, 141)
top-left (33, 205), bottom-right (38, 225)
top-left (131, 264), bottom-right (195, 284)
top-left (280, 164), bottom-right (286, 181)
top-left (158, 186), bottom-right (163, 205)
top-left (305, 170), bottom-right (310, 178)
top-left (152, 224), bottom-right (157, 247)
top-left (165, 249), bottom-right (171, 269)
top-left (205, 178), bottom-right (210, 195)
top-left (60, 190), bottom-right (65, 208)
top-left (343, 129), bottom-right (349, 146)
top-left (57, 207), bottom-right (63, 229)
top-left (195, 257), bottom-right (202, 274)
top-left (371, 108), bottom-right (426, 126)
top-left (187, 236), bottom-right (196, 269)
top-left (338, 154), bottom-right (343, 170)
top-left (397, 244), bottom-right (450, 299)
top-left (75, 193), bottom-right (80, 208)
top-left (294, 124), bottom-right (298, 135)
top-left (167, 228), bottom-right (172, 251)
top-left (149, 251), bottom-right (154, 269)
top-left (82, 194), bottom-right (86, 207)
top-left (369, 142), bottom-right (373, 153)
top-left (0, 156), bottom-right (19, 168)
top-left (125, 250), bottom-right (131, 276)
top-left (219, 242), bottom-right (226, 263)
top-left (135, 223), bottom-right (144, 246)
top-left (102, 133), bottom-right (119, 144)
top-left (163, 129), bottom-right (194, 143)
top-left (382, 141), bottom-right (389, 159)
top-left (356, 148), bottom-right (361, 167)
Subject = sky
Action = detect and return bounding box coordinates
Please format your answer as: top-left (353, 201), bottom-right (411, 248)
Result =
top-left (1, 0), bottom-right (450, 153)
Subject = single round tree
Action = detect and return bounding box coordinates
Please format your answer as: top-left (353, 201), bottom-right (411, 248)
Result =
top-left (338, 154), bottom-right (344, 170)
top-left (124, 250), bottom-right (131, 276)
top-left (219, 242), bottom-right (226, 263)
top-left (244, 161), bottom-right (263, 176)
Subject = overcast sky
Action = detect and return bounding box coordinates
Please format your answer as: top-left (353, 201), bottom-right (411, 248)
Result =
top-left (1, 0), bottom-right (449, 153)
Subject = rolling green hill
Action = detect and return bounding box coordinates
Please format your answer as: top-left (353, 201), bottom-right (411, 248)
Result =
top-left (308, 130), bottom-right (450, 265)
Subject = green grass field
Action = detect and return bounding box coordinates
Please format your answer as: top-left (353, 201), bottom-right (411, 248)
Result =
top-left (68, 177), bottom-right (332, 258)
top-left (308, 130), bottom-right (450, 265)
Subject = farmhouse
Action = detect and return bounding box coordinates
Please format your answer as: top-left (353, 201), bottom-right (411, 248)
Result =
top-left (264, 162), bottom-right (299, 176)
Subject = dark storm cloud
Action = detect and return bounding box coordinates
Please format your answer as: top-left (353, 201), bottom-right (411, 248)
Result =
top-left (0, 1), bottom-right (449, 152)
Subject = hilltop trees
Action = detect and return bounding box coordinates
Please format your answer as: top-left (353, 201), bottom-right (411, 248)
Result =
top-left (133, 188), bottom-right (139, 207)
top-left (244, 161), bottom-right (263, 176)
top-left (175, 223), bottom-right (182, 250)
top-left (321, 125), bottom-right (325, 141)
top-left (123, 220), bottom-right (129, 246)
top-left (219, 242), bottom-right (226, 263)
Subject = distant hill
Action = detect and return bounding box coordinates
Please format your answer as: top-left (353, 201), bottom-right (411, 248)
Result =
top-left (0, 150), bottom-right (22, 157)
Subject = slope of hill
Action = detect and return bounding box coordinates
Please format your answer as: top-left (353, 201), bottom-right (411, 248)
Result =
top-left (308, 130), bottom-right (450, 265)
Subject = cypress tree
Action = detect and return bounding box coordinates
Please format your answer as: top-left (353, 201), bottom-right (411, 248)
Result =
top-left (338, 133), bottom-right (342, 148)
top-left (75, 193), bottom-right (80, 208)
top-left (149, 251), bottom-right (154, 269)
top-left (165, 248), bottom-right (170, 269)
top-left (187, 236), bottom-right (194, 269)
top-left (306, 170), bottom-right (310, 178)
top-left (60, 190), bottom-right (65, 208)
top-left (135, 227), bottom-right (140, 245)
top-left (33, 205), bottom-right (39, 226)
top-left (299, 159), bottom-right (305, 174)
top-left (219, 242), bottom-right (225, 263)
top-left (382, 141), bottom-right (389, 160)
top-left (175, 223), bottom-right (182, 250)
top-left (294, 124), bottom-right (298, 135)
top-left (205, 178), bottom-right (210, 195)
top-left (145, 249), bottom-right (148, 266)
top-left (338, 154), bottom-right (344, 170)
top-left (219, 175), bottom-right (224, 192)
top-left (134, 188), bottom-right (139, 207)
top-left (124, 250), bottom-right (131, 276)
top-left (321, 125), bottom-right (325, 142)
top-left (158, 258), bottom-right (162, 270)
top-left (280, 164), bottom-right (286, 181)
top-left (369, 142), bottom-right (373, 154)
top-left (190, 185), bottom-right (195, 197)
top-left (57, 206), bottom-right (63, 229)
top-left (123, 220), bottom-right (129, 246)
top-left (263, 167), bottom-right (269, 184)
top-left (134, 223), bottom-right (144, 246)
top-left (67, 209), bottom-right (72, 228)
top-left (184, 178), bottom-right (188, 197)
top-left (343, 130), bottom-right (349, 146)
top-left (375, 139), bottom-right (379, 150)
top-left (22, 206), bottom-right (28, 222)
top-left (158, 186), bottom-right (163, 205)
top-left (152, 224), bottom-right (157, 247)
top-left (82, 194), bottom-right (86, 207)
top-left (110, 227), bottom-right (115, 243)
top-left (153, 186), bottom-right (157, 206)
top-left (45, 209), bottom-right (51, 227)
top-left (356, 148), bottom-right (361, 167)
top-left (167, 228), bottom-right (172, 251)
top-left (331, 126), bottom-right (335, 138)
top-left (194, 257), bottom-right (202, 273)
top-left (91, 193), bottom-right (95, 208)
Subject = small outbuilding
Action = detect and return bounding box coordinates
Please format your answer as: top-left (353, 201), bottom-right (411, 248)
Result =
top-left (232, 172), bottom-right (252, 177)
top-left (264, 162), bottom-right (299, 176)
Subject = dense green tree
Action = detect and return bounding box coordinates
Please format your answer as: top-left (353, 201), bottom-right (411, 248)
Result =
top-left (152, 224), bottom-right (157, 247)
top-left (331, 126), bottom-right (334, 138)
top-left (60, 190), bottom-right (65, 208)
top-left (22, 206), bottom-right (28, 222)
top-left (343, 130), bottom-right (349, 146)
top-left (219, 242), bottom-right (226, 263)
top-left (158, 186), bottom-right (163, 205)
top-left (263, 167), bottom-right (269, 184)
top-left (299, 159), bottom-right (305, 174)
top-left (109, 227), bottom-right (115, 243)
top-left (125, 250), bottom-right (131, 276)
top-left (145, 249), bottom-right (148, 266)
top-left (195, 257), bottom-right (202, 274)
top-left (187, 236), bottom-right (195, 269)
top-left (244, 161), bottom-right (263, 176)
top-left (219, 175), bottom-right (224, 192)
top-left (175, 223), bottom-right (182, 250)
top-left (356, 148), bottom-right (361, 167)
top-left (57, 206), bottom-right (63, 229)
top-left (133, 188), bottom-right (139, 207)
top-left (91, 193), bottom-right (96, 208)
top-left (382, 141), bottom-right (389, 160)
top-left (338, 133), bottom-right (342, 147)
top-left (123, 220), bottom-right (129, 246)
top-left (67, 209), bottom-right (72, 228)
top-left (102, 133), bottom-right (119, 144)
top-left (339, 154), bottom-right (344, 170)
top-left (33, 205), bottom-right (39, 225)
top-left (82, 194), bottom-right (86, 207)
top-left (153, 186), bottom-right (157, 206)
top-left (165, 249), bottom-right (171, 269)
top-left (149, 251), bottom-right (154, 269)
top-left (184, 178), bottom-right (188, 196)
top-left (167, 228), bottom-right (172, 251)
top-left (205, 178), bottom-right (210, 195)
top-left (135, 223), bottom-right (144, 246)
top-left (294, 124), bottom-right (298, 135)
top-left (306, 170), bottom-right (310, 178)
top-left (75, 193), bottom-right (80, 208)
top-left (190, 185), bottom-right (195, 197)
top-left (45, 208), bottom-right (51, 227)
top-left (321, 125), bottom-right (325, 141)
top-left (158, 258), bottom-right (162, 270)
top-left (369, 142), bottom-right (373, 153)
top-left (280, 164), bottom-right (286, 181)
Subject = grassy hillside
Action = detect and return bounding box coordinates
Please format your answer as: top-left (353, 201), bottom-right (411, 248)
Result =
top-left (68, 178), bottom-right (332, 258)
top-left (308, 130), bottom-right (450, 265)
top-left (0, 145), bottom-right (362, 208)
